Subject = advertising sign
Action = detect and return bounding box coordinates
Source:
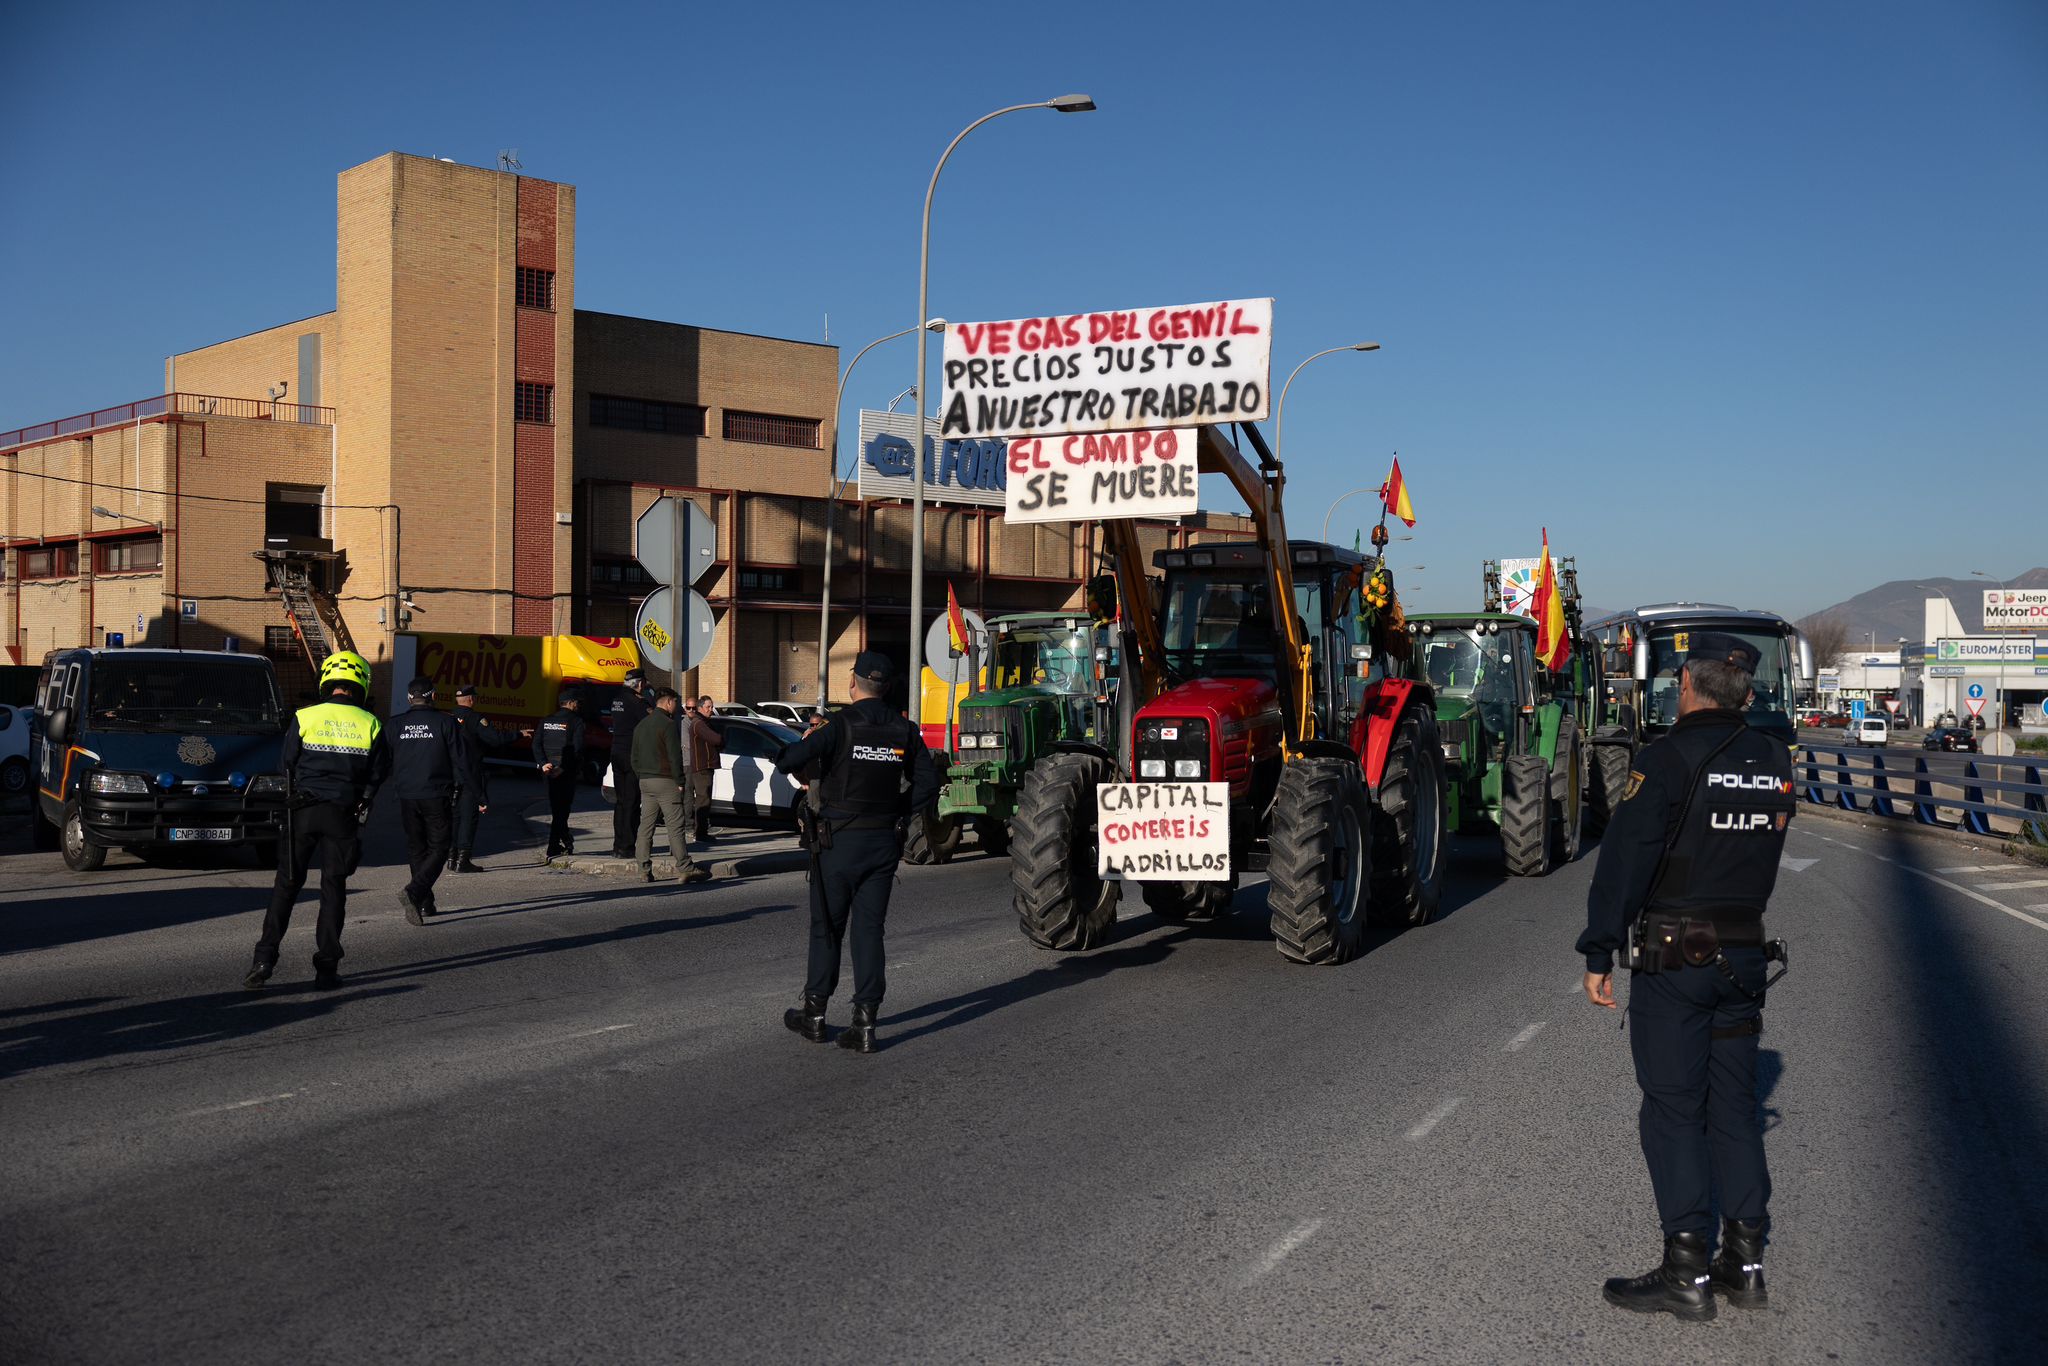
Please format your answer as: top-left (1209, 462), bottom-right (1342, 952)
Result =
top-left (393, 634), bottom-right (639, 721)
top-left (855, 410), bottom-right (1008, 508)
top-left (1936, 636), bottom-right (2037, 664)
top-left (1004, 428), bottom-right (1199, 524)
top-left (940, 299), bottom-right (1274, 439)
top-left (1097, 782), bottom-right (1230, 881)
top-left (1496, 558), bottom-right (1540, 618)
top-left (1983, 588), bottom-right (2048, 629)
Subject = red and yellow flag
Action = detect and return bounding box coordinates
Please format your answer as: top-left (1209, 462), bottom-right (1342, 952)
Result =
top-left (1379, 457), bottom-right (1416, 527)
top-left (945, 581), bottom-right (970, 656)
top-left (1532, 529), bottom-right (1571, 671)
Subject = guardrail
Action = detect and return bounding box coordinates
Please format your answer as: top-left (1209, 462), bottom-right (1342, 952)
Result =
top-left (0, 393), bottom-right (334, 450)
top-left (1795, 741), bottom-right (2048, 840)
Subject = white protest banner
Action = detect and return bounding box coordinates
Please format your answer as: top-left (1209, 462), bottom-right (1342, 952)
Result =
top-left (940, 299), bottom-right (1273, 440)
top-left (1097, 782), bottom-right (1231, 881)
top-left (1005, 428), bottom-right (1199, 524)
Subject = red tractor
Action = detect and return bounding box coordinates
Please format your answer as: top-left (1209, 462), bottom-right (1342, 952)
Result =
top-left (1009, 422), bottom-right (1448, 964)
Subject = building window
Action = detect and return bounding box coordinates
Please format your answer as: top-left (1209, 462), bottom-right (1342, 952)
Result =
top-left (97, 537), bottom-right (163, 574)
top-left (265, 483), bottom-right (325, 542)
top-left (516, 382), bottom-right (555, 424)
top-left (517, 266), bottom-right (556, 310)
top-left (589, 558), bottom-right (656, 593)
top-left (723, 409), bottom-right (820, 449)
top-left (589, 394), bottom-right (708, 436)
top-left (739, 569), bottom-right (796, 593)
top-left (21, 544), bottom-right (79, 579)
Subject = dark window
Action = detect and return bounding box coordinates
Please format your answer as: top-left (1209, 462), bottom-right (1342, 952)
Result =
top-left (516, 267), bottom-right (556, 310)
top-left (516, 382), bottom-right (555, 424)
top-left (590, 558), bottom-right (656, 594)
top-left (266, 483), bottom-right (325, 541)
top-left (739, 569), bottom-right (795, 592)
top-left (723, 409), bottom-right (820, 449)
top-left (97, 537), bottom-right (162, 574)
top-left (589, 394), bottom-right (708, 436)
top-left (21, 544), bottom-right (78, 579)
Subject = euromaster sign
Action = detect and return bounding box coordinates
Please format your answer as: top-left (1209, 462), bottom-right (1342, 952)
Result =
top-left (1983, 588), bottom-right (2048, 629)
top-left (939, 299), bottom-right (1274, 439)
top-left (1935, 636), bottom-right (2038, 664)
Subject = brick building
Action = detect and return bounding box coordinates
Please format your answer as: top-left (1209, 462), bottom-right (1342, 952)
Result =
top-left (1, 153), bottom-right (1248, 704)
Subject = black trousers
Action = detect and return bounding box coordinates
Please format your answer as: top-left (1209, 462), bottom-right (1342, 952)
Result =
top-left (545, 767), bottom-right (578, 852)
top-left (806, 828), bottom-right (900, 1008)
top-left (257, 800), bottom-right (359, 969)
top-left (612, 763), bottom-right (641, 855)
top-left (1629, 947), bottom-right (1771, 1236)
top-left (451, 784), bottom-right (484, 852)
top-left (400, 797), bottom-right (452, 904)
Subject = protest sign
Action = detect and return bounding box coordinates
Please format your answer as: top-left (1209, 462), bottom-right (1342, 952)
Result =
top-left (1097, 781), bottom-right (1231, 881)
top-left (940, 299), bottom-right (1273, 439)
top-left (1005, 427), bottom-right (1199, 524)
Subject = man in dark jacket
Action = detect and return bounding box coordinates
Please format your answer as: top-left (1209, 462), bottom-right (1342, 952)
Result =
top-left (447, 683), bottom-right (502, 872)
top-left (631, 688), bottom-right (712, 884)
top-left (245, 651), bottom-right (391, 990)
top-left (683, 694), bottom-right (724, 843)
top-left (609, 668), bottom-right (651, 859)
top-left (534, 691), bottom-right (586, 859)
top-left (390, 676), bottom-right (469, 925)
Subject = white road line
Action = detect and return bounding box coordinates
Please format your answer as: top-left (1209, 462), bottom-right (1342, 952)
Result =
top-left (180, 1092), bottom-right (297, 1118)
top-left (1974, 878), bottom-right (2048, 891)
top-left (1854, 856), bottom-right (2048, 935)
top-left (552, 1023), bottom-right (637, 1042)
top-left (1940, 865), bottom-right (2004, 873)
top-left (1406, 1098), bottom-right (1463, 1141)
top-left (1505, 1023), bottom-right (1547, 1053)
top-left (1245, 1218), bottom-right (1324, 1284)
top-left (1779, 856), bottom-right (1818, 873)
top-left (2030, 904), bottom-right (2048, 915)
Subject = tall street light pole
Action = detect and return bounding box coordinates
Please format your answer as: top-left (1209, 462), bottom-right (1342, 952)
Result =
top-left (1273, 342), bottom-right (1379, 462)
top-left (816, 319), bottom-right (946, 712)
top-left (908, 93), bottom-right (1096, 725)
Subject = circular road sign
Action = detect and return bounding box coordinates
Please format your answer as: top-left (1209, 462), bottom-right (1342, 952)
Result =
top-left (633, 586), bottom-right (715, 673)
top-left (1968, 683), bottom-right (1985, 700)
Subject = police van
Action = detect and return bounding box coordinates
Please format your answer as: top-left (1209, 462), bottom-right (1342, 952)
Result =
top-left (28, 648), bottom-right (289, 871)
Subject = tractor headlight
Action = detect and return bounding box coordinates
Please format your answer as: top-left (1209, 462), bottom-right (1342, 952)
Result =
top-left (1139, 759), bottom-right (1167, 778)
top-left (88, 770), bottom-right (150, 795)
top-left (1173, 759), bottom-right (1203, 779)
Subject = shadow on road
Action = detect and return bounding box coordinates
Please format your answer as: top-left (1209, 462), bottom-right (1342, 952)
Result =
top-left (0, 884), bottom-right (262, 956)
top-left (886, 934), bottom-right (1180, 1046)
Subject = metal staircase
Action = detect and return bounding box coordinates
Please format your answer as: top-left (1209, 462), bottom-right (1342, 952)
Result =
top-left (255, 544), bottom-right (354, 675)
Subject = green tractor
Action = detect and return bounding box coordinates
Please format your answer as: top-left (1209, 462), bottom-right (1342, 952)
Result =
top-left (904, 612), bottom-right (1109, 864)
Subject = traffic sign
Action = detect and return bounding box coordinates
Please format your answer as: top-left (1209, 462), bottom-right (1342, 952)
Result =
top-left (924, 609), bottom-right (989, 687)
top-left (1850, 699), bottom-right (1867, 723)
top-left (1966, 698), bottom-right (1986, 719)
top-left (1967, 683), bottom-right (1985, 700)
top-left (1883, 698), bottom-right (1899, 714)
top-left (633, 586), bottom-right (714, 673)
top-left (635, 498), bottom-right (716, 586)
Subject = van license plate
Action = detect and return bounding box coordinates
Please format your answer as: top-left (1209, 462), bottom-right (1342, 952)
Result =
top-left (169, 828), bottom-right (234, 842)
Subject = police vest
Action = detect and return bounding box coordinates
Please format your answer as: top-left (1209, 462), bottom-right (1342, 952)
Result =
top-left (299, 701), bottom-right (380, 756)
top-left (819, 717), bottom-right (915, 820)
top-left (1648, 726), bottom-right (1796, 926)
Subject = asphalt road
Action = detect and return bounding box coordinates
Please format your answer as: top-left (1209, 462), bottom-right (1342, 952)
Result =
top-left (4, 787), bottom-right (2047, 1364)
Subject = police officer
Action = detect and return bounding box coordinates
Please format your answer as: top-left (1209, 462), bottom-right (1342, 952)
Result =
top-left (609, 668), bottom-right (651, 859)
top-left (390, 676), bottom-right (469, 926)
top-left (774, 652), bottom-right (939, 1053)
top-left (244, 651), bottom-right (390, 991)
top-left (534, 690), bottom-right (586, 859)
top-left (447, 684), bottom-right (503, 872)
top-left (1578, 632), bottom-right (1796, 1321)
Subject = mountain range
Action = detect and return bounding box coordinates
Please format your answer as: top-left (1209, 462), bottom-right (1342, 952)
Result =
top-left (1798, 568), bottom-right (2048, 645)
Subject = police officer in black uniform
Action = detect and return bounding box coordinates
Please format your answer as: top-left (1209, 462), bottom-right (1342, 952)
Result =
top-left (447, 683), bottom-right (503, 872)
top-left (775, 652), bottom-right (939, 1053)
top-left (534, 690), bottom-right (586, 859)
top-left (608, 668), bottom-right (651, 859)
top-left (390, 676), bottom-right (469, 926)
top-left (1578, 632), bottom-right (1796, 1321)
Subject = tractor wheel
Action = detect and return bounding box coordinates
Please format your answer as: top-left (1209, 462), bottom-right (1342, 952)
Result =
top-left (1500, 754), bottom-right (1553, 877)
top-left (61, 800), bottom-right (107, 873)
top-left (903, 810), bottom-right (962, 865)
top-left (1012, 752), bottom-right (1118, 950)
top-left (1551, 717), bottom-right (1584, 865)
top-left (1586, 733), bottom-right (1633, 838)
top-left (1267, 758), bottom-right (1372, 965)
top-left (1369, 704), bottom-right (1447, 928)
top-left (1143, 877), bottom-right (1237, 924)
top-left (976, 818), bottom-right (1010, 858)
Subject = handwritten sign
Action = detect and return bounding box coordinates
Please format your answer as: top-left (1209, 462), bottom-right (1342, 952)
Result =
top-left (1005, 428), bottom-right (1199, 524)
top-left (1097, 782), bottom-right (1231, 881)
top-left (940, 299), bottom-right (1273, 439)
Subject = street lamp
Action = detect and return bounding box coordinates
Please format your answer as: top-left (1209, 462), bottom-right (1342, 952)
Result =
top-left (907, 93), bottom-right (1097, 724)
top-left (816, 320), bottom-right (946, 710)
top-left (1274, 342), bottom-right (1380, 462)
top-left (1319, 484), bottom-right (1412, 546)
top-left (91, 505), bottom-right (161, 531)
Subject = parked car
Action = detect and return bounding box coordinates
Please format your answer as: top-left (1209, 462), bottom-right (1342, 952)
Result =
top-left (602, 715), bottom-right (805, 826)
top-left (713, 703), bottom-right (774, 721)
top-left (1809, 712), bottom-right (1851, 729)
top-left (0, 702), bottom-right (30, 798)
top-left (1923, 726), bottom-right (1979, 753)
top-left (752, 701), bottom-right (811, 727)
top-left (1847, 716), bottom-right (1890, 747)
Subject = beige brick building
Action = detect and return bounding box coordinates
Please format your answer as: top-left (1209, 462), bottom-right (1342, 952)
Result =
top-left (1, 153), bottom-right (1248, 706)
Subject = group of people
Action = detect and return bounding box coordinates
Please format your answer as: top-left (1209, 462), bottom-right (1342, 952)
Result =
top-left (589, 669), bottom-right (724, 878)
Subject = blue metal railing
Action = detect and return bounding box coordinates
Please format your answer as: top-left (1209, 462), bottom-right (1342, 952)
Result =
top-left (1795, 742), bottom-right (2048, 840)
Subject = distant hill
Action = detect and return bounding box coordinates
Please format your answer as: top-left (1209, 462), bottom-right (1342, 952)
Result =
top-left (1797, 568), bottom-right (2048, 645)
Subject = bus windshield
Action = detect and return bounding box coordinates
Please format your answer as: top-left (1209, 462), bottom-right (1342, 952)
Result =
top-left (88, 658), bottom-right (283, 731)
top-left (1645, 627), bottom-right (1793, 728)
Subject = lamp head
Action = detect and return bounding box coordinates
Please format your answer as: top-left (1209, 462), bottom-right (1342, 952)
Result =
top-left (1352, 342), bottom-right (1382, 352)
top-left (1047, 93), bottom-right (1097, 113)
top-left (91, 505), bottom-right (116, 519)
top-left (924, 318), bottom-right (947, 332)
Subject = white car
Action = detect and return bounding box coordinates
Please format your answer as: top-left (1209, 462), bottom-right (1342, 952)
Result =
top-left (712, 703), bottom-right (773, 721)
top-left (752, 701), bottom-right (811, 727)
top-left (1848, 716), bottom-right (1890, 748)
top-left (0, 703), bottom-right (29, 798)
top-left (601, 716), bottom-right (803, 824)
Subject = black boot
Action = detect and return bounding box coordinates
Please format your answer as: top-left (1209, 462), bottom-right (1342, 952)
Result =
top-left (447, 850), bottom-right (460, 872)
top-left (1602, 1232), bottom-right (1715, 1321)
top-left (836, 1002), bottom-right (879, 1054)
top-left (452, 852), bottom-right (480, 873)
top-left (242, 954), bottom-right (275, 990)
top-left (782, 993), bottom-right (828, 1043)
top-left (1710, 1218), bottom-right (1768, 1308)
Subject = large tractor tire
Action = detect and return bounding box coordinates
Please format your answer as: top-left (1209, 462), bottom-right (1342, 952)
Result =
top-left (1012, 752), bottom-right (1119, 950)
top-left (1551, 716), bottom-right (1585, 866)
top-left (1586, 731), bottom-right (1633, 838)
top-left (1143, 877), bottom-right (1237, 924)
top-left (1268, 758), bottom-right (1373, 965)
top-left (1500, 753), bottom-right (1553, 877)
top-left (903, 809), bottom-right (962, 865)
top-left (1369, 705), bottom-right (1448, 928)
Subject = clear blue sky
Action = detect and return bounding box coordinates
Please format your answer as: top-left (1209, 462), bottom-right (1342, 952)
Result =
top-left (4, 0), bottom-right (2042, 618)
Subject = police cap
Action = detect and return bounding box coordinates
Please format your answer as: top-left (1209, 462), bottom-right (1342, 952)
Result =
top-left (852, 651), bottom-right (896, 685)
top-left (623, 667), bottom-right (647, 686)
top-left (558, 688), bottom-right (580, 708)
top-left (406, 675), bottom-right (436, 700)
top-left (455, 683), bottom-right (478, 698)
top-left (1685, 632), bottom-right (1761, 674)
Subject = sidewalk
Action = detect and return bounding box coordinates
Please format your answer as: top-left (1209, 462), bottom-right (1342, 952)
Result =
top-left (522, 788), bottom-right (810, 881)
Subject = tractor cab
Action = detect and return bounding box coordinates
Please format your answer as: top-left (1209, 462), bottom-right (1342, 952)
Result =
top-left (1413, 614), bottom-right (1538, 766)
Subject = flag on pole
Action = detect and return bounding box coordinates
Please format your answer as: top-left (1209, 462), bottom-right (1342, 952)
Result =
top-left (1379, 458), bottom-right (1416, 527)
top-left (945, 581), bottom-right (970, 656)
top-left (1532, 529), bottom-right (1571, 671)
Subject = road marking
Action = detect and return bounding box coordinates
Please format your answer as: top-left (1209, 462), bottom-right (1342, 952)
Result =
top-left (1406, 1098), bottom-right (1463, 1141)
top-left (2030, 904), bottom-right (2048, 915)
top-left (1940, 865), bottom-right (2004, 873)
top-left (1857, 857), bottom-right (2048, 935)
top-left (552, 1024), bottom-right (637, 1042)
top-left (180, 1092), bottom-right (297, 1118)
top-left (1505, 1023), bottom-right (1547, 1052)
top-left (1245, 1218), bottom-right (1324, 1284)
top-left (1975, 878), bottom-right (2048, 891)
top-left (1779, 856), bottom-right (1818, 873)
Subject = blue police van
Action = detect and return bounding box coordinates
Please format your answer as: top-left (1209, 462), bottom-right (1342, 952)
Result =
top-left (29, 648), bottom-right (289, 871)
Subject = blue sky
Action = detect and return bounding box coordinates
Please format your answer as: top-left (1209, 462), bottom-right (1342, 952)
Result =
top-left (3, 0), bottom-right (2042, 617)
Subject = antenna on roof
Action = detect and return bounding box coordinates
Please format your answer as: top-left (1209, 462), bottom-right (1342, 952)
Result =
top-left (498, 149), bottom-right (523, 172)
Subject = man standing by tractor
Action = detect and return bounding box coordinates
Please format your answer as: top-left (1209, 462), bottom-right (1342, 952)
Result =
top-left (243, 651), bottom-right (390, 991)
top-left (390, 676), bottom-right (469, 926)
top-left (447, 683), bottom-right (503, 872)
top-left (774, 653), bottom-right (939, 1053)
top-left (608, 668), bottom-right (651, 860)
top-left (1578, 633), bottom-right (1795, 1321)
top-left (534, 690), bottom-right (585, 859)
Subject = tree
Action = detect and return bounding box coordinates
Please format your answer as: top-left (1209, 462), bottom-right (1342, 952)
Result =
top-left (1803, 613), bottom-right (1851, 670)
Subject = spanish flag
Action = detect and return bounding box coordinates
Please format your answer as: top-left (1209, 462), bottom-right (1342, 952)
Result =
top-left (945, 581), bottom-right (970, 656)
top-left (1532, 529), bottom-right (1571, 671)
top-left (1379, 457), bottom-right (1416, 527)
